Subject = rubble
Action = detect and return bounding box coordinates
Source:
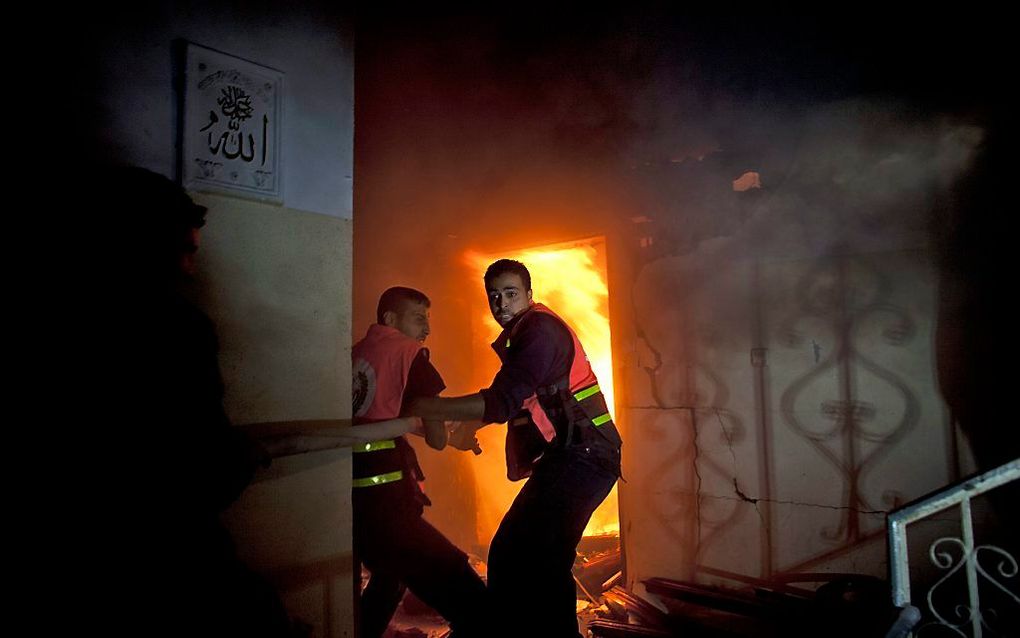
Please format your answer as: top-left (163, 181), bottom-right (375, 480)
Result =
top-left (574, 533), bottom-right (623, 598)
top-left (584, 574), bottom-right (902, 638)
top-left (585, 619), bottom-right (674, 637)
top-left (601, 586), bottom-right (668, 629)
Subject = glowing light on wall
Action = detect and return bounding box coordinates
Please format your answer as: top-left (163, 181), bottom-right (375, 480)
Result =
top-left (466, 239), bottom-right (619, 538)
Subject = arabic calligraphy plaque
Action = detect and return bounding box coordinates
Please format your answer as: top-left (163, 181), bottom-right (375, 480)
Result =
top-left (181, 42), bottom-right (283, 203)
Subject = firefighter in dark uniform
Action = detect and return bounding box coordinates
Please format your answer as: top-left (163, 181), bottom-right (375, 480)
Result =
top-left (351, 287), bottom-right (487, 638)
top-left (409, 260), bottom-right (622, 638)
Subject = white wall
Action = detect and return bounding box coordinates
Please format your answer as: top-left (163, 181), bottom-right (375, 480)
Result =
top-left (82, 3), bottom-right (356, 635)
top-left (88, 2), bottom-right (353, 219)
top-left (617, 103), bottom-right (980, 599)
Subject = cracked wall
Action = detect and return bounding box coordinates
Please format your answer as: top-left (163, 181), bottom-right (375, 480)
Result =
top-left (348, 11), bottom-right (1005, 605)
top-left (619, 104), bottom-right (980, 594)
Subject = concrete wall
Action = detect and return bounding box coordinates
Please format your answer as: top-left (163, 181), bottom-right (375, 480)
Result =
top-left (80, 2), bottom-right (355, 635)
top-left (196, 195), bottom-right (354, 636)
top-left (618, 103), bottom-right (981, 598)
top-left (622, 249), bottom-right (952, 589)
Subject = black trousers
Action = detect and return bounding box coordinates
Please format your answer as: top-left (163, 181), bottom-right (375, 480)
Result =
top-left (487, 446), bottom-right (619, 638)
top-left (354, 482), bottom-right (487, 638)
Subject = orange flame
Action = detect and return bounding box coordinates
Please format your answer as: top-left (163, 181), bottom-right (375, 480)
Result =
top-left (465, 240), bottom-right (620, 540)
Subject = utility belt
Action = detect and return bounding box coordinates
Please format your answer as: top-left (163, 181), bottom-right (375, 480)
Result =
top-left (507, 382), bottom-right (622, 480)
top-left (351, 437), bottom-right (429, 507)
top-left (539, 381), bottom-right (621, 450)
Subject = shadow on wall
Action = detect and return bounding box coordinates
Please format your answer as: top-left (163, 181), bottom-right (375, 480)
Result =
top-left (620, 103), bottom-right (999, 586)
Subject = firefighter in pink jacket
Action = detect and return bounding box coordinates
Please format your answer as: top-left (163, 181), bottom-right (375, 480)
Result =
top-left (351, 287), bottom-right (487, 638)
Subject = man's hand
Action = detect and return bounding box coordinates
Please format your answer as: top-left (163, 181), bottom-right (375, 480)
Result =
top-left (447, 421), bottom-right (482, 455)
top-left (423, 419), bottom-right (448, 451)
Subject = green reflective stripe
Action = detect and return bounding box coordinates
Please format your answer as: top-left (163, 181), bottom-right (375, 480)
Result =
top-left (573, 384), bottom-right (601, 402)
top-left (352, 439), bottom-right (396, 453)
top-left (506, 338), bottom-right (511, 348)
top-left (591, 413), bottom-right (612, 427)
top-left (352, 470), bottom-right (403, 488)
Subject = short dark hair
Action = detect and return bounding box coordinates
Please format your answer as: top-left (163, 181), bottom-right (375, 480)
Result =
top-left (113, 165), bottom-right (208, 230)
top-left (377, 286), bottom-right (431, 324)
top-left (484, 259), bottom-right (532, 291)
top-left (104, 165), bottom-right (208, 277)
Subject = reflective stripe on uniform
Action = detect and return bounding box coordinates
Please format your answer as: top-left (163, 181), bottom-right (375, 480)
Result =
top-left (573, 384), bottom-right (611, 426)
top-left (352, 470), bottom-right (404, 488)
top-left (352, 439), bottom-right (396, 453)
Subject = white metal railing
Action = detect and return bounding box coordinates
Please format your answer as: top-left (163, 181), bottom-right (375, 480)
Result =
top-left (888, 459), bottom-right (1020, 637)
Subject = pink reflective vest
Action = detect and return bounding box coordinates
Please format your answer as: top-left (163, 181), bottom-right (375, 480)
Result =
top-left (492, 303), bottom-right (616, 480)
top-left (351, 324), bottom-right (423, 488)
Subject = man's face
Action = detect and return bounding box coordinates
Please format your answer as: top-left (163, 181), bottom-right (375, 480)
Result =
top-left (386, 301), bottom-right (431, 343)
top-left (486, 272), bottom-right (533, 327)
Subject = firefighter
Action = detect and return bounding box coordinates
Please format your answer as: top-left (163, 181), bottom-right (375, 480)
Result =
top-left (409, 260), bottom-right (623, 638)
top-left (351, 286), bottom-right (487, 638)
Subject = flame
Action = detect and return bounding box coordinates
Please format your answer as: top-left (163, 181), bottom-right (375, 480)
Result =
top-left (465, 241), bottom-right (620, 540)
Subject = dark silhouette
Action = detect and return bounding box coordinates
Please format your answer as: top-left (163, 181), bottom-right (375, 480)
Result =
top-left (82, 166), bottom-right (301, 636)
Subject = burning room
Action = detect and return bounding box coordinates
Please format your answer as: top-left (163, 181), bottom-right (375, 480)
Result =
top-left (72, 5), bottom-right (1016, 637)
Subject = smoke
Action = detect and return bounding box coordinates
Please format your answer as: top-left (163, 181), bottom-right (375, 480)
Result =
top-left (353, 10), bottom-right (996, 398)
top-left (356, 13), bottom-right (989, 321)
top-left (353, 10), bottom-right (1005, 558)
top-left (639, 99), bottom-right (982, 261)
